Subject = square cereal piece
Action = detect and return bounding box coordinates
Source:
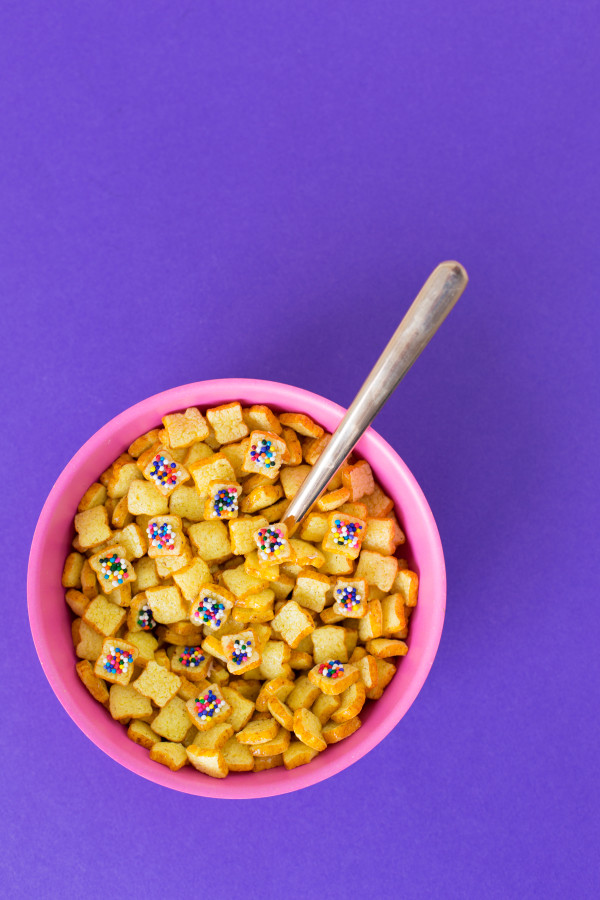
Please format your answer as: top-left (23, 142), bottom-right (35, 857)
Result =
top-left (292, 569), bottom-right (331, 613)
top-left (150, 742), bottom-right (189, 771)
top-left (311, 626), bottom-right (349, 665)
top-left (150, 696), bottom-right (191, 742)
top-left (191, 722), bottom-right (235, 751)
top-left (188, 520), bottom-right (232, 563)
top-left (221, 630), bottom-right (262, 675)
top-left (302, 433), bottom-right (332, 467)
top-left (339, 501), bottom-right (369, 519)
top-left (279, 412), bottom-right (323, 439)
top-left (366, 659), bottom-right (397, 700)
top-left (354, 654), bottom-right (379, 690)
top-left (186, 684), bottom-right (231, 731)
top-left (311, 693), bottom-right (341, 725)
top-left (124, 630), bottom-right (159, 667)
top-left (270, 601), bottom-right (315, 649)
top-left (112, 523), bottom-right (148, 560)
top-left (244, 551), bottom-right (279, 582)
top-left (154, 544), bottom-right (193, 578)
top-left (80, 560), bottom-right (98, 599)
top-left (184, 442), bottom-right (215, 469)
top-left (362, 518), bottom-right (400, 555)
top-left (308, 660), bottom-right (359, 695)
top-left (111, 495), bottom-right (134, 529)
top-left (322, 716), bottom-right (362, 744)
top-left (62, 551), bottom-right (85, 589)
top-left (185, 746), bottom-right (228, 778)
top-left (145, 584), bottom-right (188, 625)
top-left (222, 737), bottom-right (254, 772)
top-left (257, 641), bottom-right (291, 680)
top-left (82, 596), bottom-right (126, 637)
top-left (322, 512), bottom-right (366, 560)
top-left (281, 427), bottom-right (303, 465)
top-left (109, 683), bottom-right (154, 723)
top-left (219, 440), bottom-right (248, 479)
top-left (65, 589), bottom-right (89, 618)
top-left (169, 645), bottom-right (212, 681)
top-left (251, 727), bottom-right (291, 757)
top-left (331, 681), bottom-right (367, 723)
top-left (77, 482), bottom-right (107, 512)
top-left (299, 513), bottom-right (328, 543)
top-left (241, 588), bottom-right (274, 612)
top-left (362, 483), bottom-right (394, 517)
top-left (242, 405), bottom-right (282, 435)
top-left (169, 484), bottom-right (205, 522)
top-left (235, 717), bottom-right (279, 745)
top-left (172, 557), bottom-right (212, 603)
top-left (127, 719), bottom-right (157, 749)
top-left (293, 707), bottom-right (327, 751)
top-left (283, 742), bottom-right (319, 770)
top-left (222, 563), bottom-right (266, 599)
top-left (139, 444), bottom-right (190, 496)
top-left (206, 402), bottom-right (249, 445)
top-left (381, 593), bottom-right (407, 635)
top-left (146, 515), bottom-right (185, 557)
top-left (221, 686), bottom-right (256, 731)
top-left (332, 577), bottom-right (369, 618)
top-left (190, 584), bottom-right (235, 632)
top-left (279, 465), bottom-right (311, 500)
top-left (358, 599), bottom-right (383, 641)
top-left (229, 515), bottom-right (268, 556)
top-left (94, 638), bottom-right (139, 685)
top-left (341, 460), bottom-right (375, 501)
top-left (355, 550), bottom-right (399, 592)
top-left (242, 431), bottom-right (287, 477)
top-left (107, 459), bottom-right (143, 500)
top-left (162, 407), bottom-right (209, 448)
top-left (316, 487), bottom-right (351, 512)
top-left (75, 659), bottom-right (109, 705)
top-left (127, 480), bottom-right (169, 516)
top-left (289, 538), bottom-right (325, 569)
top-left (73, 505), bottom-right (112, 550)
top-left (133, 660), bottom-right (181, 707)
top-left (74, 620), bottom-right (104, 661)
top-left (188, 453), bottom-right (236, 498)
top-left (253, 522), bottom-right (293, 564)
top-left (392, 568), bottom-right (419, 607)
top-left (365, 638), bottom-right (408, 659)
top-left (128, 428), bottom-right (161, 459)
top-left (286, 676), bottom-right (321, 711)
top-left (240, 483), bottom-right (284, 514)
top-left (203, 481), bottom-right (242, 520)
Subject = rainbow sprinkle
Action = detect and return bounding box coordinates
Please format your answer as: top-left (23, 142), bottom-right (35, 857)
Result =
top-left (147, 521), bottom-right (177, 551)
top-left (212, 486), bottom-right (238, 517)
top-left (256, 525), bottom-right (287, 560)
top-left (136, 603), bottom-right (155, 631)
top-left (148, 453), bottom-right (183, 490)
top-left (194, 688), bottom-right (226, 722)
top-left (335, 585), bottom-right (362, 612)
top-left (101, 645), bottom-right (134, 676)
top-left (99, 552), bottom-right (129, 588)
top-left (249, 437), bottom-right (277, 470)
top-left (330, 518), bottom-right (363, 552)
top-left (318, 660), bottom-right (344, 679)
top-left (231, 637), bottom-right (252, 666)
top-left (192, 593), bottom-right (227, 628)
top-left (178, 646), bottom-right (205, 669)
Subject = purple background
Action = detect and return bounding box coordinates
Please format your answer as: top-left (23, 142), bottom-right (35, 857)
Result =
top-left (2, 1), bottom-right (598, 896)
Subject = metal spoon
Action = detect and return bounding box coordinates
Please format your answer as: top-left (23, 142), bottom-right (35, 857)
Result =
top-left (284, 260), bottom-right (469, 533)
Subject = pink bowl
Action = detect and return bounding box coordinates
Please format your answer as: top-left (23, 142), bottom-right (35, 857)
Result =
top-left (28, 378), bottom-right (445, 799)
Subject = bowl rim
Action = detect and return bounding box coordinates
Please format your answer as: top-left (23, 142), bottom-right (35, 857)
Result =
top-left (28, 377), bottom-right (446, 799)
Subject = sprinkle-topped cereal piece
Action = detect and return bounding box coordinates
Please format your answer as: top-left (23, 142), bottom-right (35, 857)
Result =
top-left (140, 444), bottom-right (190, 496)
top-left (203, 481), bottom-right (242, 520)
top-left (186, 684), bottom-right (231, 731)
top-left (146, 515), bottom-right (185, 557)
top-left (308, 659), bottom-right (359, 695)
top-left (136, 601), bottom-right (155, 631)
top-left (169, 645), bottom-right (212, 680)
top-left (253, 522), bottom-right (293, 563)
top-left (242, 431), bottom-right (287, 477)
top-left (190, 584), bottom-right (235, 633)
top-left (94, 638), bottom-right (139, 686)
top-left (88, 544), bottom-right (136, 594)
top-left (332, 577), bottom-right (369, 618)
top-left (322, 512), bottom-right (366, 560)
top-left (221, 629), bottom-right (262, 675)
top-left (318, 660), bottom-right (345, 679)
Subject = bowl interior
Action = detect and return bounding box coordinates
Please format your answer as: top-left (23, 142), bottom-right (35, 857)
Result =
top-left (28, 378), bottom-right (445, 799)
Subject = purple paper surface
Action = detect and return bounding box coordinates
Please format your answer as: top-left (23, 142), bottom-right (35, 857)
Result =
top-left (2, 1), bottom-right (599, 896)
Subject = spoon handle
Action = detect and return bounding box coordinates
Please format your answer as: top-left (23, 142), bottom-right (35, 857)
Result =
top-left (284, 260), bottom-right (468, 530)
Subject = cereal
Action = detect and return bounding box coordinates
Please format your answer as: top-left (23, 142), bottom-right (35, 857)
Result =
top-left (65, 401), bottom-right (416, 778)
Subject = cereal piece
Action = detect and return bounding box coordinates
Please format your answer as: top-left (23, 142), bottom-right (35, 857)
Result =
top-left (267, 696), bottom-right (294, 730)
top-left (319, 606), bottom-right (345, 625)
top-left (381, 593), bottom-right (407, 635)
top-left (169, 645), bottom-right (212, 681)
top-left (270, 601), bottom-right (315, 649)
top-left (222, 564), bottom-right (266, 599)
top-left (221, 630), bottom-right (262, 675)
top-left (128, 429), bottom-right (161, 459)
top-left (109, 683), bottom-right (153, 723)
top-left (127, 719), bottom-right (157, 749)
top-left (241, 588), bottom-right (275, 612)
top-left (289, 650), bottom-right (312, 669)
top-left (139, 444), bottom-right (190, 496)
top-left (161, 407), bottom-right (209, 448)
top-left (191, 723), bottom-right (235, 750)
top-left (244, 551), bottom-right (279, 582)
top-left (254, 754), bottom-right (284, 771)
top-left (204, 482), bottom-right (242, 520)
top-left (190, 584), bottom-right (235, 632)
top-left (391, 568), bottom-right (419, 607)
top-left (362, 518), bottom-right (399, 555)
top-left (188, 453), bottom-right (236, 499)
top-left (151, 742), bottom-right (189, 771)
top-left (75, 659), bottom-right (109, 705)
top-left (74, 620), bottom-right (104, 661)
top-left (299, 513), bottom-right (328, 543)
top-left (322, 716), bottom-right (362, 744)
top-left (255, 675), bottom-right (294, 711)
top-left (357, 599), bottom-right (383, 641)
top-left (293, 707), bottom-right (327, 751)
top-left (219, 440), bottom-right (249, 478)
top-left (355, 550), bottom-right (398, 592)
top-left (311, 626), bottom-right (349, 665)
top-left (77, 482), bottom-right (107, 512)
top-left (251, 727), bottom-right (291, 757)
top-left (62, 551), bottom-right (85, 589)
top-left (339, 502), bottom-right (369, 519)
top-left (258, 641), bottom-right (292, 680)
top-left (242, 431), bottom-right (287, 477)
top-left (186, 746), bottom-right (228, 778)
top-left (243, 405), bottom-right (282, 435)
top-left (124, 630), bottom-right (159, 666)
top-left (74, 505), bottom-right (112, 550)
top-left (146, 515), bottom-right (185, 557)
top-left (289, 538), bottom-right (325, 569)
top-left (127, 480), bottom-right (170, 516)
top-left (362, 483), bottom-right (394, 517)
top-left (365, 638), bottom-right (408, 658)
top-left (221, 686), bottom-right (256, 731)
top-left (154, 545), bottom-right (193, 578)
top-left (230, 678), bottom-right (262, 701)
top-left (331, 577), bottom-right (369, 618)
top-left (177, 674), bottom-right (202, 702)
top-left (94, 638), bottom-right (139, 685)
top-left (311, 693), bottom-right (341, 725)
top-left (235, 717), bottom-right (279, 745)
top-left (269, 572), bottom-right (295, 601)
top-left (188, 520), bottom-right (232, 564)
top-left (240, 483), bottom-right (284, 514)
top-left (354, 654), bottom-right (378, 689)
top-left (206, 402), bottom-right (249, 445)
top-left (283, 741), bottom-right (319, 770)
top-left (308, 660), bottom-right (358, 695)
top-left (133, 660), bottom-right (181, 707)
top-left (279, 412), bottom-right (323, 439)
top-left (279, 465), bottom-right (311, 500)
top-left (229, 515), bottom-right (269, 556)
top-left (322, 512), bottom-right (366, 560)
top-left (172, 557), bottom-right (212, 602)
top-left (290, 570), bottom-right (330, 614)
top-left (366, 659), bottom-right (397, 700)
top-left (340, 460), bottom-right (375, 502)
top-left (82, 596), bottom-right (126, 637)
top-left (168, 484), bottom-right (205, 522)
top-left (320, 550), bottom-right (355, 576)
top-left (65, 589), bottom-right (88, 618)
top-left (281, 427), bottom-right (302, 465)
top-left (316, 487), bottom-right (351, 512)
top-left (186, 684), bottom-right (231, 731)
top-left (253, 522), bottom-right (292, 564)
top-left (107, 459), bottom-right (143, 500)
top-left (286, 676), bottom-right (321, 711)
top-left (344, 628), bottom-right (358, 658)
top-left (221, 738), bottom-right (254, 771)
top-left (145, 584), bottom-right (188, 625)
top-left (111, 495), bottom-right (134, 529)
top-left (150, 696), bottom-right (191, 742)
top-left (331, 681), bottom-right (366, 723)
